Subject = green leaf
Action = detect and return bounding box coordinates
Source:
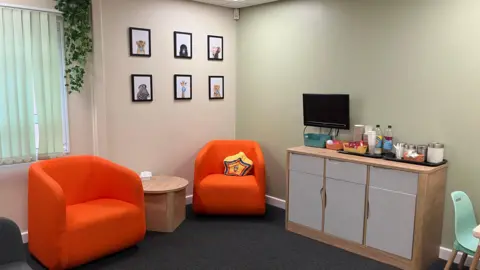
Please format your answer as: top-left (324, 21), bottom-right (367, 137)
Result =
top-left (56, 0), bottom-right (92, 95)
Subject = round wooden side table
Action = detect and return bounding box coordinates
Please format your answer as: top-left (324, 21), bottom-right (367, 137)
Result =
top-left (142, 176), bottom-right (189, 233)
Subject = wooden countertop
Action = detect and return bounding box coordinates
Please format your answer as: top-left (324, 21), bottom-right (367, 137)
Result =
top-left (288, 146), bottom-right (447, 173)
top-left (142, 176), bottom-right (189, 194)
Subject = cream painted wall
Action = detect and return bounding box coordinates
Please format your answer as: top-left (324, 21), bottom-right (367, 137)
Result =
top-left (93, 0), bottom-right (236, 195)
top-left (0, 0), bottom-right (94, 233)
top-left (236, 0), bottom-right (480, 248)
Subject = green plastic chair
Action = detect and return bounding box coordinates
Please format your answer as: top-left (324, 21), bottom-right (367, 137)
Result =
top-left (444, 191), bottom-right (480, 269)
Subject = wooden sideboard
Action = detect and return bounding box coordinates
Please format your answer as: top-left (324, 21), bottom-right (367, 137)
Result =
top-left (286, 146), bottom-right (448, 270)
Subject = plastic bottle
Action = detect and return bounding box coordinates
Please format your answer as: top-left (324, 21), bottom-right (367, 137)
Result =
top-left (383, 125), bottom-right (393, 153)
top-left (374, 125), bottom-right (383, 155)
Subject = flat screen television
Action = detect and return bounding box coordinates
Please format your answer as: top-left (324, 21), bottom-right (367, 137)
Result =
top-left (303, 94), bottom-right (350, 130)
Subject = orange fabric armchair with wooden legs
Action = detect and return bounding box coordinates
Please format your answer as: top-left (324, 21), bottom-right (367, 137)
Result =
top-left (28, 156), bottom-right (146, 269)
top-left (193, 140), bottom-right (266, 215)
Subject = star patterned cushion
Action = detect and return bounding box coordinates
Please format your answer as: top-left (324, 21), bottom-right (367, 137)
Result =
top-left (223, 152), bottom-right (253, 176)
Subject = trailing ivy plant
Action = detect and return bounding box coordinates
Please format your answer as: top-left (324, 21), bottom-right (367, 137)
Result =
top-left (55, 0), bottom-right (93, 93)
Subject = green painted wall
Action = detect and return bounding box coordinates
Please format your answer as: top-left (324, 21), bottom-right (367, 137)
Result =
top-left (236, 0), bottom-right (480, 248)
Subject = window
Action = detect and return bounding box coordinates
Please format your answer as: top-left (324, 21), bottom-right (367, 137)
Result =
top-left (0, 5), bottom-right (69, 165)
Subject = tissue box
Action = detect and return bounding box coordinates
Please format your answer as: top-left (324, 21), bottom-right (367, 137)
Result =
top-left (140, 171), bottom-right (153, 181)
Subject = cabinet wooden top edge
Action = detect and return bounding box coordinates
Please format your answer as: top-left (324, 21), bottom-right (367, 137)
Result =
top-left (287, 146), bottom-right (447, 174)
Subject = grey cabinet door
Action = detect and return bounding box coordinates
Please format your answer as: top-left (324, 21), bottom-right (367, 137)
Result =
top-left (324, 178), bottom-right (365, 244)
top-left (366, 187), bottom-right (416, 259)
top-left (290, 154), bottom-right (324, 176)
top-left (326, 159), bottom-right (367, 185)
top-left (288, 170), bottom-right (323, 231)
top-left (370, 166), bottom-right (418, 195)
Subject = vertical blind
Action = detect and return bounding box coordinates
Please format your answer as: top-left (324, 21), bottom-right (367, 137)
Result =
top-left (0, 7), bottom-right (66, 165)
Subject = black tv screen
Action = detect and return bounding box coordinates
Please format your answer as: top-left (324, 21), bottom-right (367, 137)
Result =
top-left (303, 94), bottom-right (350, 130)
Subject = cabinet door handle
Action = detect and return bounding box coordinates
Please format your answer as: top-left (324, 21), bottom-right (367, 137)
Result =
top-left (320, 187), bottom-right (324, 207)
top-left (367, 201), bottom-right (370, 219)
top-left (325, 188), bottom-right (327, 208)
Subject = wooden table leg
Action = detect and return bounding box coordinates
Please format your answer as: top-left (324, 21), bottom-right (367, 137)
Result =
top-left (470, 249), bottom-right (480, 270)
top-left (445, 249), bottom-right (457, 270)
top-left (459, 253), bottom-right (467, 269)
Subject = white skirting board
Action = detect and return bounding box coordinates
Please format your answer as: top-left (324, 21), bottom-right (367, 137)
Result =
top-left (265, 195), bottom-right (286, 209)
top-left (21, 231), bottom-right (28, 244)
top-left (186, 194), bottom-right (193, 205)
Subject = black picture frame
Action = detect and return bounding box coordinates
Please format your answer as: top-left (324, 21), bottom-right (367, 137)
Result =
top-left (131, 74), bottom-right (153, 102)
top-left (174, 74), bottom-right (192, 100)
top-left (207, 35), bottom-right (223, 61)
top-left (174, 31), bottom-right (193, 59)
top-left (209, 76), bottom-right (224, 100)
top-left (129, 27), bottom-right (151, 57)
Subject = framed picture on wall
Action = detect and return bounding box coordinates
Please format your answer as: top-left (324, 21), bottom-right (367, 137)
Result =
top-left (174, 75), bottom-right (192, 100)
top-left (209, 76), bottom-right (224, 100)
top-left (129, 27), bottom-right (151, 57)
top-left (208, 35), bottom-right (223, 61)
top-left (174, 31), bottom-right (193, 59)
top-left (131, 74), bottom-right (153, 102)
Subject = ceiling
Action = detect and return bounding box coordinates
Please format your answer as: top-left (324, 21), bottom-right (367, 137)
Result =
top-left (192, 0), bottom-right (280, 8)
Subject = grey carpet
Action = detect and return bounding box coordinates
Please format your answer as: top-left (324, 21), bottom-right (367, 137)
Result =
top-left (26, 205), bottom-right (458, 270)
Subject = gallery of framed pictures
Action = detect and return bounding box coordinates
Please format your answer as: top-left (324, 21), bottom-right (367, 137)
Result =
top-left (131, 74), bottom-right (153, 102)
top-left (208, 35), bottom-right (223, 61)
top-left (129, 27), bottom-right (151, 57)
top-left (174, 31), bottom-right (192, 59)
top-left (209, 76), bottom-right (224, 100)
top-left (174, 75), bottom-right (192, 100)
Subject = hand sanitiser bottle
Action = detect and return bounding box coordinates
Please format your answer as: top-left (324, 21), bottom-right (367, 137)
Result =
top-left (383, 125), bottom-right (393, 153)
top-left (374, 125), bottom-right (383, 155)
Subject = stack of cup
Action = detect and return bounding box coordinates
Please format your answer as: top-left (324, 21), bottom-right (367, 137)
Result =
top-left (367, 131), bottom-right (377, 155)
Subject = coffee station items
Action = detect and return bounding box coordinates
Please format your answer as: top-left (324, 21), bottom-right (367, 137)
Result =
top-left (417, 145), bottom-right (428, 157)
top-left (389, 142), bottom-right (446, 166)
top-left (367, 131), bottom-right (377, 155)
top-left (402, 143), bottom-right (421, 162)
top-left (404, 144), bottom-right (417, 155)
top-left (353, 125), bottom-right (365, 142)
top-left (363, 125), bottom-right (373, 145)
top-left (393, 142), bottom-right (405, 160)
top-left (403, 149), bottom-right (425, 163)
top-left (336, 122), bottom-right (447, 166)
top-left (383, 125), bottom-right (394, 153)
top-left (374, 125), bottom-right (383, 155)
top-left (343, 141), bottom-right (368, 154)
top-left (326, 140), bottom-right (344, 151)
top-left (427, 143), bottom-right (445, 164)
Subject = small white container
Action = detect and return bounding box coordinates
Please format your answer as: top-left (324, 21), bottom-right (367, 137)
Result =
top-left (353, 125), bottom-right (365, 142)
top-left (367, 131), bottom-right (376, 155)
top-left (140, 171), bottom-right (153, 181)
top-left (427, 143), bottom-right (444, 164)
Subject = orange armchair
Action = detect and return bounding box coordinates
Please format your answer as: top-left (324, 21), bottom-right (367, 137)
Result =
top-left (193, 140), bottom-right (266, 215)
top-left (28, 156), bottom-right (146, 269)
